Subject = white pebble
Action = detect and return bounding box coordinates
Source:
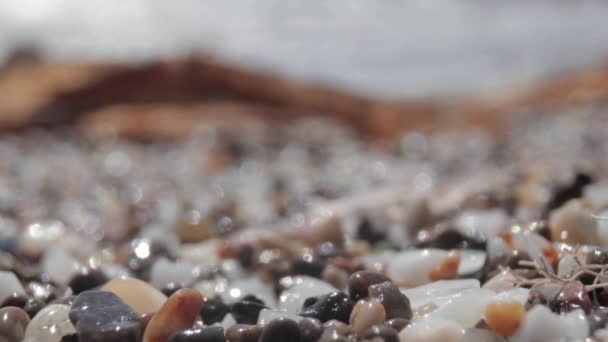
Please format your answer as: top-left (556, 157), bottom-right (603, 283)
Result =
top-left (387, 249), bottom-right (450, 288)
top-left (279, 276), bottom-right (337, 313)
top-left (258, 309), bottom-right (303, 325)
top-left (557, 254), bottom-right (585, 279)
top-left (453, 209), bottom-right (508, 238)
top-left (511, 305), bottom-right (588, 342)
top-left (23, 304), bottom-right (75, 342)
top-left (424, 289), bottom-right (494, 327)
top-left (457, 250), bottom-right (486, 276)
top-left (0, 271), bottom-right (25, 304)
top-left (399, 317), bottom-right (464, 342)
top-left (549, 199), bottom-right (597, 245)
top-left (401, 279), bottom-right (480, 309)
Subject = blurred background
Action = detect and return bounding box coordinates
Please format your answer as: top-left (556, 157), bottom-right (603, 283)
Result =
top-left (2, 1), bottom-right (608, 99)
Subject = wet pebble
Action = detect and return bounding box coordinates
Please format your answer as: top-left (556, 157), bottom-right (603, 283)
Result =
top-left (385, 317), bottom-right (409, 332)
top-left (279, 276), bottom-right (337, 313)
top-left (169, 326), bottom-right (226, 342)
top-left (68, 268), bottom-right (108, 295)
top-left (349, 298), bottom-right (386, 335)
top-left (201, 296), bottom-right (230, 325)
top-left (368, 281), bottom-right (412, 320)
top-left (257, 309), bottom-right (302, 326)
top-left (142, 288), bottom-right (204, 342)
top-left (298, 292), bottom-right (355, 324)
top-left (363, 324), bottom-right (399, 342)
top-left (225, 324), bottom-right (262, 342)
top-left (23, 304), bottom-right (76, 342)
top-left (347, 271), bottom-right (391, 301)
top-left (297, 317), bottom-right (323, 342)
top-left (259, 317), bottom-right (300, 342)
top-left (549, 281), bottom-right (592, 315)
top-left (231, 297), bottom-right (267, 325)
top-left (100, 277), bottom-right (167, 314)
top-left (69, 290), bottom-right (141, 342)
top-left (0, 306), bottom-right (30, 342)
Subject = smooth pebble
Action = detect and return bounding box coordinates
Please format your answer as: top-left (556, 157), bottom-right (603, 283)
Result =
top-left (143, 288), bottom-right (204, 342)
top-left (0, 306), bottom-right (30, 342)
top-left (23, 304), bottom-right (75, 342)
top-left (101, 277), bottom-right (168, 314)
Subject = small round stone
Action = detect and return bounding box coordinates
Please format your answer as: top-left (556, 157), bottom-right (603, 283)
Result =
top-left (68, 268), bottom-right (108, 295)
top-left (169, 326), bottom-right (226, 342)
top-left (100, 277), bottom-right (167, 315)
top-left (298, 292), bottom-right (355, 324)
top-left (231, 298), bottom-right (267, 325)
top-left (1, 293), bottom-right (27, 309)
top-left (0, 306), bottom-right (30, 342)
top-left (319, 320), bottom-right (350, 341)
top-left (363, 325), bottom-right (399, 342)
top-left (347, 271), bottom-right (390, 301)
top-left (201, 296), bottom-right (230, 325)
top-left (292, 256), bottom-right (325, 278)
top-left (368, 281), bottom-right (412, 320)
top-left (349, 299), bottom-right (386, 335)
top-left (23, 304), bottom-right (75, 342)
top-left (297, 317), bottom-right (323, 342)
top-left (161, 282), bottom-right (183, 297)
top-left (385, 318), bottom-right (409, 332)
top-left (225, 324), bottom-right (262, 342)
top-left (259, 317), bottom-right (300, 342)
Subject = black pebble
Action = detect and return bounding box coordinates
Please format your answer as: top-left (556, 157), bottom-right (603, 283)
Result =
top-left (225, 324), bottom-right (262, 342)
top-left (546, 172), bottom-right (592, 212)
top-left (292, 256), bottom-right (325, 278)
top-left (356, 217), bottom-right (386, 245)
top-left (161, 282), bottom-right (183, 297)
top-left (348, 271), bottom-right (391, 301)
top-left (201, 296), bottom-right (230, 325)
top-left (298, 292), bottom-right (354, 324)
top-left (363, 324), bottom-right (400, 342)
top-left (61, 333), bottom-right (80, 342)
top-left (169, 326), bottom-right (226, 342)
top-left (68, 268), bottom-right (109, 295)
top-left (69, 290), bottom-right (141, 342)
top-left (231, 298), bottom-right (267, 324)
top-left (587, 248), bottom-right (608, 265)
top-left (241, 294), bottom-right (265, 306)
top-left (368, 281), bottom-right (412, 320)
top-left (259, 317), bottom-right (301, 342)
top-left (297, 317), bottom-right (323, 342)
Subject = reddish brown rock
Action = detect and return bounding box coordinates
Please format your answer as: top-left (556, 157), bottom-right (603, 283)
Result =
top-left (142, 288), bottom-right (204, 342)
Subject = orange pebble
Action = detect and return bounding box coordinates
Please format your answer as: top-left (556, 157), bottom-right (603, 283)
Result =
top-left (485, 301), bottom-right (525, 336)
top-left (428, 251), bottom-right (460, 281)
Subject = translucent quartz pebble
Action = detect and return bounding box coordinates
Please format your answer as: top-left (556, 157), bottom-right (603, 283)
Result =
top-left (399, 317), bottom-right (464, 342)
top-left (18, 221), bottom-right (66, 257)
top-left (401, 279), bottom-right (480, 309)
top-left (511, 305), bottom-right (588, 342)
top-left (149, 258), bottom-right (197, 289)
top-left (0, 270), bottom-right (26, 304)
top-left (258, 309), bottom-right (303, 325)
top-left (453, 209), bottom-right (508, 238)
top-left (387, 249), bottom-right (450, 287)
top-left (557, 254), bottom-right (586, 278)
top-left (100, 277), bottom-right (167, 314)
top-left (23, 304), bottom-right (75, 342)
top-left (41, 247), bottom-right (80, 285)
top-left (482, 270), bottom-right (519, 292)
top-left (279, 276), bottom-right (337, 313)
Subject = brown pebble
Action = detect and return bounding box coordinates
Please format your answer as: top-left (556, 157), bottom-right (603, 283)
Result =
top-left (484, 301), bottom-right (525, 336)
top-left (225, 324), bottom-right (262, 342)
top-left (0, 306), bottom-right (30, 342)
top-left (142, 288), bottom-right (204, 342)
top-left (348, 271), bottom-right (391, 301)
top-left (140, 312), bottom-right (155, 336)
top-left (385, 318), bottom-right (409, 332)
top-left (363, 324), bottom-right (399, 342)
top-left (349, 299), bottom-right (386, 335)
top-left (322, 265), bottom-right (349, 291)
